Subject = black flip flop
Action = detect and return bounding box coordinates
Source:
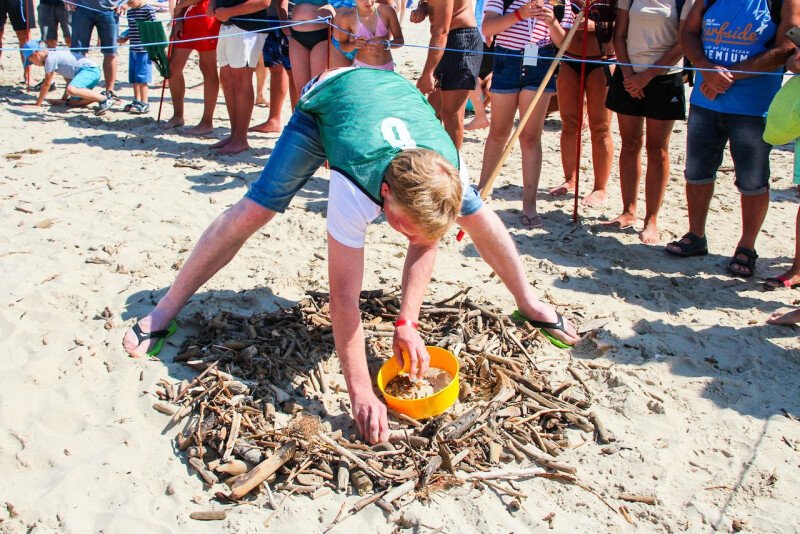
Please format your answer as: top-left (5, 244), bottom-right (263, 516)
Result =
top-left (511, 310), bottom-right (573, 349)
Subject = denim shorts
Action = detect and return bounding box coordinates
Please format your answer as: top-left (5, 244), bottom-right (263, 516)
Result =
top-left (685, 105), bottom-right (772, 195)
top-left (69, 65), bottom-right (101, 90)
top-left (491, 45), bottom-right (557, 94)
top-left (71, 6), bottom-right (118, 56)
top-left (129, 50), bottom-right (152, 84)
top-left (245, 110), bottom-right (483, 216)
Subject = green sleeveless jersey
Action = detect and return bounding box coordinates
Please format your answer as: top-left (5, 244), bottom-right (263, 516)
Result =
top-left (296, 68), bottom-right (459, 206)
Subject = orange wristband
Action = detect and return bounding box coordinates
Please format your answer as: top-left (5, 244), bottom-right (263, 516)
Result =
top-left (395, 319), bottom-right (419, 329)
top-left (514, 9), bottom-right (523, 21)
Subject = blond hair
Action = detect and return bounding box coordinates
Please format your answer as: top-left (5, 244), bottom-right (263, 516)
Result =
top-left (384, 149), bottom-right (463, 242)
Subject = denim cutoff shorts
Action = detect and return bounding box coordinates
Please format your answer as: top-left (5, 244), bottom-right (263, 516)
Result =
top-left (245, 110), bottom-right (483, 216)
top-left (685, 105), bottom-right (772, 195)
top-left (490, 44), bottom-right (557, 94)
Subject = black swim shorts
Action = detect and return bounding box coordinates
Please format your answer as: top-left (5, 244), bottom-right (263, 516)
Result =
top-left (434, 26), bottom-right (481, 91)
top-left (0, 0), bottom-right (36, 31)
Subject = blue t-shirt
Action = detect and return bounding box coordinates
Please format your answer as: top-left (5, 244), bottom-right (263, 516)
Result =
top-left (690, 0), bottom-right (783, 117)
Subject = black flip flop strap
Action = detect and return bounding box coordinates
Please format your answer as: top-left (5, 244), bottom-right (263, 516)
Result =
top-left (525, 312), bottom-right (565, 332)
top-left (132, 323), bottom-right (171, 345)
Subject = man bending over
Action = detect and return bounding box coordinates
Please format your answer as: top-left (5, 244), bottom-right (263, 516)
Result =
top-left (123, 68), bottom-right (579, 444)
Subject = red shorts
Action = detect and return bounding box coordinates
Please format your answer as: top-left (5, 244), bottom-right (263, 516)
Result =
top-left (174, 0), bottom-right (220, 52)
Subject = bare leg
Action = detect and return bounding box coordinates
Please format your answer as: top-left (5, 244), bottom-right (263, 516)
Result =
top-left (15, 29), bottom-right (32, 87)
top-left (439, 89), bottom-right (469, 150)
top-left (186, 49), bottom-right (219, 135)
top-left (640, 117), bottom-right (674, 244)
top-left (665, 181), bottom-right (714, 254)
top-left (604, 113), bottom-right (644, 229)
top-left (477, 92), bottom-right (519, 195)
top-left (250, 64), bottom-right (288, 133)
top-left (213, 65), bottom-right (235, 149)
top-left (103, 54), bottom-right (117, 93)
top-left (517, 90), bottom-right (552, 222)
top-left (459, 206), bottom-right (580, 345)
top-left (123, 199), bottom-right (276, 357)
top-left (288, 36), bottom-right (311, 95)
top-left (255, 54), bottom-right (269, 106)
top-left (66, 84), bottom-right (106, 103)
top-left (464, 81), bottom-right (489, 131)
top-left (581, 67), bottom-right (613, 206)
top-left (160, 47), bottom-right (191, 129)
top-left (766, 206), bottom-right (800, 288)
top-left (215, 66), bottom-right (255, 154)
top-left (552, 63), bottom-right (581, 197)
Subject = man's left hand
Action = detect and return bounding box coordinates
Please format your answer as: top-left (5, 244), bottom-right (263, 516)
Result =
top-left (392, 323), bottom-right (429, 380)
top-left (115, 3), bottom-right (128, 16)
top-left (214, 6), bottom-right (230, 21)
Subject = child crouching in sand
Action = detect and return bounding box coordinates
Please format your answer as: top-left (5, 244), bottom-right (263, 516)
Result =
top-left (22, 40), bottom-right (114, 115)
top-left (337, 0), bottom-right (403, 71)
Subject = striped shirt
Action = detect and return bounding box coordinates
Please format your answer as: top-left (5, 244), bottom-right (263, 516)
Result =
top-left (484, 0), bottom-right (573, 50)
top-left (127, 5), bottom-right (157, 52)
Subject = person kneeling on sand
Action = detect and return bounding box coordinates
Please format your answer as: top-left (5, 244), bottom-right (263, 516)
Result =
top-left (123, 68), bottom-right (580, 444)
top-left (22, 40), bottom-right (114, 115)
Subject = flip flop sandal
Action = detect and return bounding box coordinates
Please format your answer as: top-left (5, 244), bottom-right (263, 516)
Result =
top-left (131, 319), bottom-right (178, 357)
top-left (521, 215), bottom-right (543, 228)
top-left (763, 274), bottom-right (800, 290)
top-left (511, 310), bottom-right (573, 350)
top-left (665, 232), bottom-right (708, 257)
top-left (727, 246), bottom-right (758, 278)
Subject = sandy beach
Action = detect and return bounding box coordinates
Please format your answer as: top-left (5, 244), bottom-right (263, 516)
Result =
top-left (1, 15), bottom-right (800, 533)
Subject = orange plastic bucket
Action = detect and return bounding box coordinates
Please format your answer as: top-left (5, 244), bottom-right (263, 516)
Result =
top-left (376, 346), bottom-right (460, 420)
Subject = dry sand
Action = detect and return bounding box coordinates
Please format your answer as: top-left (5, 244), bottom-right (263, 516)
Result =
top-left (1, 16), bottom-right (799, 534)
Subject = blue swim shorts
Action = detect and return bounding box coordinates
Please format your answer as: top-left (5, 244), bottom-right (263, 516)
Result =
top-left (69, 64), bottom-right (101, 90)
top-left (129, 49), bottom-right (153, 84)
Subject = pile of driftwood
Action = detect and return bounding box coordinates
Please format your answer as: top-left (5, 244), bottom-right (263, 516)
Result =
top-left (151, 289), bottom-right (617, 524)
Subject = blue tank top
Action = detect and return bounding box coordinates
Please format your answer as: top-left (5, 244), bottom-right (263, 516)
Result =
top-left (690, 0), bottom-right (783, 117)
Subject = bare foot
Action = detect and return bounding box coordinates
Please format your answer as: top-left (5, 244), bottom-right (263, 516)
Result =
top-left (603, 213), bottom-right (637, 229)
top-left (581, 189), bottom-right (608, 207)
top-left (211, 136), bottom-right (232, 149)
top-left (549, 181), bottom-right (576, 196)
top-left (767, 308), bottom-right (800, 325)
top-left (464, 117), bottom-right (489, 130)
top-left (249, 120), bottom-right (282, 134)
top-left (215, 140), bottom-right (250, 154)
top-left (640, 220), bottom-right (661, 244)
top-left (159, 116), bottom-right (185, 130)
top-left (185, 123), bottom-right (214, 136)
top-left (122, 314), bottom-right (174, 358)
top-left (255, 96), bottom-right (269, 107)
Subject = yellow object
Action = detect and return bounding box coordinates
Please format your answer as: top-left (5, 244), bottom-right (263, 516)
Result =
top-left (376, 346), bottom-right (460, 420)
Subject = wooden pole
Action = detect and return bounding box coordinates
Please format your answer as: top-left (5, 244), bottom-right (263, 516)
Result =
top-left (455, 9), bottom-right (585, 241)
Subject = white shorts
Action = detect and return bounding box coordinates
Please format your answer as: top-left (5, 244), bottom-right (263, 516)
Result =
top-left (217, 24), bottom-right (267, 68)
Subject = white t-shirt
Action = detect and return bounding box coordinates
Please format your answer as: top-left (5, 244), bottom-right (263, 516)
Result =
top-left (618, 0), bottom-right (694, 74)
top-left (326, 157), bottom-right (473, 248)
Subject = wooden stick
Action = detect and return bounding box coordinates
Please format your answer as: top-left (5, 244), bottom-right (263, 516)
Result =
top-left (318, 433), bottom-right (390, 485)
top-left (473, 9), bottom-right (585, 200)
top-left (459, 467), bottom-right (545, 481)
top-left (230, 441), bottom-right (296, 499)
top-left (619, 494), bottom-right (657, 505)
top-left (190, 510), bottom-right (226, 521)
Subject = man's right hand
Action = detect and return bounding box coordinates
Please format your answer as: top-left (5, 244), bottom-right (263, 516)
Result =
top-left (701, 65), bottom-right (734, 93)
top-left (350, 388), bottom-right (389, 444)
top-left (409, 2), bottom-right (428, 23)
top-left (65, 1), bottom-right (76, 11)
